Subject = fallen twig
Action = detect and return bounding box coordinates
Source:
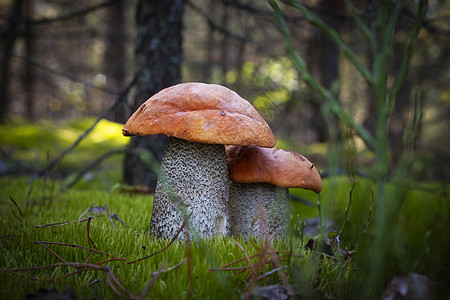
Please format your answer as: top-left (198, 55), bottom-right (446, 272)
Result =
top-left (88, 278), bottom-right (100, 287)
top-left (107, 265), bottom-right (137, 299)
top-left (105, 203), bottom-right (115, 230)
top-left (257, 265), bottom-right (288, 281)
top-left (93, 258), bottom-right (128, 265)
top-left (219, 251), bottom-right (294, 268)
top-left (86, 216), bottom-right (97, 249)
top-left (9, 266), bottom-right (102, 283)
top-left (210, 265), bottom-right (259, 272)
top-left (1, 207), bottom-right (23, 232)
top-left (107, 271), bottom-right (128, 299)
top-left (79, 203), bottom-right (96, 220)
top-left (269, 244), bottom-right (296, 299)
top-left (9, 197), bottom-right (23, 219)
top-left (233, 240), bottom-right (256, 274)
top-left (34, 241), bottom-right (70, 265)
top-left (3, 261), bottom-right (132, 298)
top-left (127, 211), bottom-right (193, 265)
top-left (139, 257), bottom-right (188, 299)
top-left (246, 226), bottom-right (286, 298)
top-left (35, 216), bottom-right (96, 228)
top-left (3, 262), bottom-right (109, 273)
top-left (33, 241), bottom-right (125, 259)
top-left (210, 259), bottom-right (288, 273)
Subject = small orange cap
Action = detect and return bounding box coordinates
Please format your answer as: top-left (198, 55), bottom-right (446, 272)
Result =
top-left (226, 145), bottom-right (322, 193)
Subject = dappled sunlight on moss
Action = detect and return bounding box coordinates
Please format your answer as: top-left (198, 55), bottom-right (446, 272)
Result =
top-left (0, 118), bottom-right (128, 176)
top-left (0, 124), bottom-right (64, 150)
top-left (61, 118), bottom-right (128, 149)
top-left (0, 118), bottom-right (127, 151)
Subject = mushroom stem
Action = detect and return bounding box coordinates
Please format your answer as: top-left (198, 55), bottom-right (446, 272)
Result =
top-left (150, 137), bottom-right (230, 240)
top-left (229, 182), bottom-right (289, 241)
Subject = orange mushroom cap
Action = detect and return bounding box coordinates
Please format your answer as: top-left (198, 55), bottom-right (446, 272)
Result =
top-left (226, 145), bottom-right (322, 193)
top-left (122, 82), bottom-right (276, 147)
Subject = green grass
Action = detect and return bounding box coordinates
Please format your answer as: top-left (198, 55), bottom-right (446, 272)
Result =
top-left (0, 119), bottom-right (449, 299)
top-left (0, 176), bottom-right (331, 299)
top-left (0, 177), bottom-right (235, 299)
top-left (1, 175), bottom-right (448, 299)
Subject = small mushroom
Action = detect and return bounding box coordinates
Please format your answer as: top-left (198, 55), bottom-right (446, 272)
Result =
top-left (122, 82), bottom-right (275, 239)
top-left (226, 145), bottom-right (322, 241)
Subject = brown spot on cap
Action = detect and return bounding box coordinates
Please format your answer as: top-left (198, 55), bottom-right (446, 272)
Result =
top-left (121, 82), bottom-right (276, 147)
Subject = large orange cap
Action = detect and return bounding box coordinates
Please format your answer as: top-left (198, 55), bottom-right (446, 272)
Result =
top-left (122, 82), bottom-right (276, 147)
top-left (226, 145), bottom-right (322, 193)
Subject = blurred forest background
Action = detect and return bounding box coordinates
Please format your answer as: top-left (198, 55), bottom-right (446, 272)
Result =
top-left (1, 1), bottom-right (449, 298)
top-left (0, 0), bottom-right (449, 184)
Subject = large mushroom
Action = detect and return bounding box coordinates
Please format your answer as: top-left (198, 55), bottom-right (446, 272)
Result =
top-left (226, 145), bottom-right (322, 241)
top-left (122, 82), bottom-right (275, 239)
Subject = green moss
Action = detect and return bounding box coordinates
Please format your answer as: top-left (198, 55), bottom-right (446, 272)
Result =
top-left (1, 176), bottom-right (448, 299)
top-left (0, 118), bottom-right (127, 174)
top-left (0, 119), bottom-right (449, 298)
top-left (0, 177), bottom-right (277, 299)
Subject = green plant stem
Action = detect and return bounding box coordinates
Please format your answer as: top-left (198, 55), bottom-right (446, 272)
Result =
top-left (338, 183), bottom-right (355, 239)
top-left (359, 1), bottom-right (402, 296)
top-left (388, 0), bottom-right (427, 110)
top-left (365, 181), bottom-right (387, 296)
top-left (281, 0), bottom-right (373, 86)
top-left (343, 0), bottom-right (376, 55)
top-left (270, 0), bottom-right (428, 298)
top-left (371, 1), bottom-right (405, 181)
top-left (364, 2), bottom-right (426, 296)
top-left (269, 0), bottom-right (377, 150)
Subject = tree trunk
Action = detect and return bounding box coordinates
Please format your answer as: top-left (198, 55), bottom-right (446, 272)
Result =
top-left (104, 0), bottom-right (126, 123)
top-left (24, 0), bottom-right (35, 121)
top-left (123, 0), bottom-right (184, 190)
top-left (306, 0), bottom-right (345, 143)
top-left (220, 3), bottom-right (229, 84)
top-left (0, 0), bottom-right (24, 122)
top-left (203, 0), bottom-right (216, 82)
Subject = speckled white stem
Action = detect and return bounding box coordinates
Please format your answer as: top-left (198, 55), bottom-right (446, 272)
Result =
top-left (229, 182), bottom-right (289, 241)
top-left (150, 137), bottom-right (230, 240)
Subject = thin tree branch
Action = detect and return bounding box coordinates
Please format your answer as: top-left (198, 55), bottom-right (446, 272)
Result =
top-left (9, 52), bottom-right (122, 94)
top-left (32, 75), bottom-right (136, 180)
top-left (30, 0), bottom-right (121, 26)
top-left (65, 148), bottom-right (125, 189)
top-left (186, 0), bottom-right (279, 59)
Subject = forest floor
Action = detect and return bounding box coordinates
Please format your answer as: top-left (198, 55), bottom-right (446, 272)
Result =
top-left (0, 119), bottom-right (448, 299)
